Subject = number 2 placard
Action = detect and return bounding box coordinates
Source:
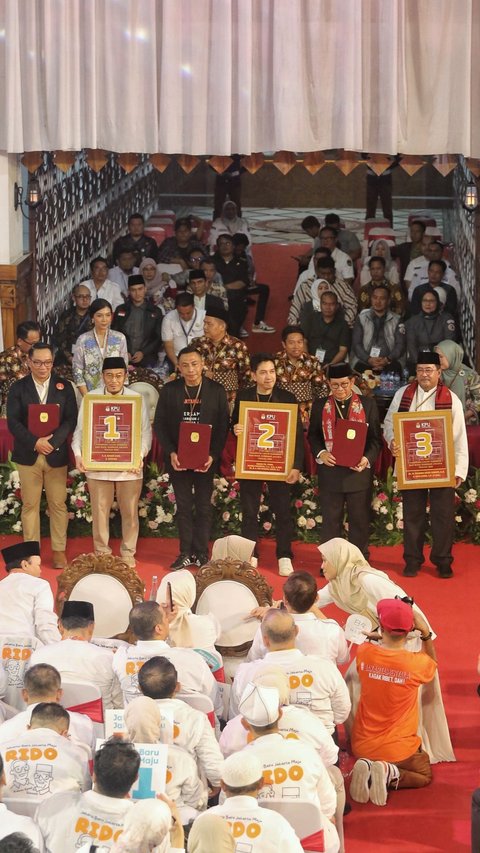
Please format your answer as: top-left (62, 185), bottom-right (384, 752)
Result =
top-left (235, 401), bottom-right (298, 480)
top-left (392, 410), bottom-right (455, 489)
top-left (82, 395), bottom-right (142, 471)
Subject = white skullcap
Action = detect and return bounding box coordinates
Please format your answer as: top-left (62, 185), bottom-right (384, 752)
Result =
top-left (238, 682), bottom-right (280, 726)
top-left (222, 751), bottom-right (264, 787)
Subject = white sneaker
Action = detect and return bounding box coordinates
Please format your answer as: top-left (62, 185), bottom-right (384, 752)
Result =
top-left (278, 557), bottom-right (294, 576)
top-left (350, 759), bottom-right (372, 803)
top-left (252, 321), bottom-right (276, 333)
top-left (239, 327), bottom-right (249, 338)
top-left (250, 556), bottom-right (258, 568)
top-left (370, 760), bottom-right (399, 806)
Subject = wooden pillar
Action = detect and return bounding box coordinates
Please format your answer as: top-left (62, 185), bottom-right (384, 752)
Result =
top-left (0, 255), bottom-right (34, 348)
top-left (475, 209), bottom-right (480, 372)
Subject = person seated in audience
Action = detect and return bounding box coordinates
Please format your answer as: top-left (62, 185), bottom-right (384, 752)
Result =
top-left (351, 283), bottom-right (406, 375)
top-left (112, 212), bottom-right (159, 266)
top-left (200, 257), bottom-right (229, 309)
top-left (37, 739), bottom-right (140, 852)
top-left (0, 321), bottom-right (41, 386)
top-left (247, 571), bottom-right (348, 665)
top-left (187, 811), bottom-right (234, 853)
top-left (405, 289), bottom-right (456, 371)
top-left (161, 292), bottom-right (205, 371)
top-left (156, 570), bottom-right (221, 659)
top-left (193, 751), bottom-right (304, 852)
top-left (170, 246), bottom-right (209, 289)
top-left (316, 226), bottom-right (354, 286)
top-left (229, 609), bottom-right (351, 728)
top-left (350, 598), bottom-right (436, 807)
top-left (112, 602), bottom-right (220, 713)
top-left (112, 275), bottom-right (164, 367)
top-left (358, 255), bottom-right (405, 315)
top-left (108, 245), bottom-right (139, 295)
top-left (435, 339), bottom-right (480, 424)
top-left (157, 217), bottom-right (206, 268)
top-left (274, 325), bottom-right (328, 423)
top-left (28, 600), bottom-right (123, 709)
top-left (137, 656), bottom-right (223, 788)
top-left (123, 696), bottom-right (208, 823)
top-left (209, 200), bottom-right (252, 252)
top-left (138, 257), bottom-right (166, 306)
top-left (391, 219), bottom-right (426, 281)
top-left (290, 255), bottom-right (357, 328)
top-left (0, 702), bottom-right (90, 800)
top-left (72, 298), bottom-right (128, 394)
top-left (405, 238), bottom-right (460, 301)
top-left (186, 269), bottom-right (225, 316)
top-left (191, 305), bottom-right (250, 408)
top-left (316, 538), bottom-right (454, 763)
top-left (239, 683), bottom-right (340, 853)
top-left (0, 542), bottom-right (60, 646)
top-left (291, 245), bottom-right (331, 301)
top-left (53, 285), bottom-right (92, 366)
top-left (79, 257), bottom-right (124, 312)
top-left (0, 664), bottom-right (95, 756)
top-left (300, 289), bottom-right (351, 370)
top-left (232, 233), bottom-right (276, 334)
top-left (212, 233), bottom-right (250, 338)
top-left (0, 754), bottom-right (44, 848)
top-left (410, 260), bottom-right (458, 319)
top-left (107, 798), bottom-right (184, 853)
top-left (296, 214), bottom-right (321, 270)
top-left (360, 239), bottom-right (400, 287)
top-left (324, 212), bottom-right (362, 261)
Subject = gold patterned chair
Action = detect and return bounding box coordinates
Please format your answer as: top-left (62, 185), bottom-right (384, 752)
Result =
top-left (127, 367), bottom-right (164, 422)
top-left (193, 559), bottom-right (272, 657)
top-left (56, 553), bottom-right (145, 641)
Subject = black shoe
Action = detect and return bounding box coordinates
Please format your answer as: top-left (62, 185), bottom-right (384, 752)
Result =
top-left (191, 553), bottom-right (209, 568)
top-left (403, 565), bottom-right (419, 577)
top-left (437, 566), bottom-right (454, 578)
top-left (170, 553), bottom-right (194, 571)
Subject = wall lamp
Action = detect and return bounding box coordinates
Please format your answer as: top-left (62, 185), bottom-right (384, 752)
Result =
top-left (13, 178), bottom-right (42, 219)
top-left (463, 180), bottom-right (479, 212)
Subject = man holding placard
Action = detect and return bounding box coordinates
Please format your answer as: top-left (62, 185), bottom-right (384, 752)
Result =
top-left (308, 363), bottom-right (381, 558)
top-left (154, 344), bottom-right (229, 570)
top-left (384, 351), bottom-right (468, 578)
top-left (232, 353), bottom-right (303, 576)
top-left (72, 357), bottom-right (151, 567)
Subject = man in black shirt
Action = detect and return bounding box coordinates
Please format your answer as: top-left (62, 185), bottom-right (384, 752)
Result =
top-left (213, 234), bottom-right (249, 337)
top-left (112, 213), bottom-right (159, 266)
top-left (112, 275), bottom-right (164, 367)
top-left (54, 284), bottom-right (92, 366)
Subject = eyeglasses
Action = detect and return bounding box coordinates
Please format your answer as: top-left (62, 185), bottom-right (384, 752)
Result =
top-left (330, 382), bottom-right (351, 390)
top-left (416, 368), bottom-right (437, 374)
top-left (31, 359), bottom-right (53, 367)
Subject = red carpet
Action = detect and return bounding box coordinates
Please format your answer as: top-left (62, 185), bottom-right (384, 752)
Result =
top-left (2, 532), bottom-right (478, 852)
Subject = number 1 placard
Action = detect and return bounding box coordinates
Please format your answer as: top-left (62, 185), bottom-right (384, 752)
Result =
top-left (82, 394), bottom-right (142, 471)
top-left (235, 401), bottom-right (298, 480)
top-left (392, 409), bottom-right (456, 489)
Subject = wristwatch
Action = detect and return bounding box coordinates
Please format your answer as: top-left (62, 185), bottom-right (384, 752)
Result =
top-left (420, 631), bottom-right (433, 642)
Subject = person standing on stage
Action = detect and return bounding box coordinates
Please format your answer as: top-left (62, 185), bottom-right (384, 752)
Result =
top-left (232, 353), bottom-right (304, 576)
top-left (154, 344), bottom-right (229, 570)
top-left (383, 351), bottom-right (468, 578)
top-left (308, 363), bottom-right (381, 558)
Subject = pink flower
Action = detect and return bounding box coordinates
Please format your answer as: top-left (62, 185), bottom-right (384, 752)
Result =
top-left (167, 493), bottom-right (176, 503)
top-left (75, 499), bottom-right (85, 508)
top-left (294, 500), bottom-right (303, 509)
top-left (222, 511), bottom-right (230, 521)
top-left (228, 490), bottom-right (237, 499)
top-left (148, 520), bottom-right (158, 529)
top-left (68, 512), bottom-right (74, 520)
top-left (377, 492), bottom-right (387, 501)
top-left (305, 518), bottom-right (316, 529)
top-left (145, 491), bottom-right (154, 499)
top-left (263, 521), bottom-right (272, 531)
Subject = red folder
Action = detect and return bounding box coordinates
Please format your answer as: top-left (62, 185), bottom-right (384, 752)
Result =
top-left (177, 422), bottom-right (212, 469)
top-left (331, 419), bottom-right (368, 468)
top-left (28, 403), bottom-right (60, 437)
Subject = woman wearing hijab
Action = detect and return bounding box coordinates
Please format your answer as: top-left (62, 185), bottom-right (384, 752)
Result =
top-left (188, 813), bottom-right (234, 853)
top-left (435, 339), bottom-right (480, 423)
top-left (405, 288), bottom-right (456, 372)
top-left (157, 570), bottom-right (221, 664)
top-left (209, 201), bottom-right (252, 251)
top-left (316, 537), bottom-right (455, 763)
top-left (360, 239), bottom-right (400, 287)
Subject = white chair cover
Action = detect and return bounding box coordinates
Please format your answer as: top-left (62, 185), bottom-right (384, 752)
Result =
top-left (69, 575), bottom-right (133, 638)
top-left (195, 581), bottom-right (260, 647)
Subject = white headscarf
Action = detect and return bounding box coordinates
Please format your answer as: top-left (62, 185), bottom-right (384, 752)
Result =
top-left (188, 813), bottom-right (234, 853)
top-left (157, 570), bottom-right (196, 647)
top-left (211, 535), bottom-right (255, 563)
top-left (319, 538), bottom-right (392, 626)
top-left (124, 695), bottom-right (162, 743)
top-left (311, 279), bottom-right (333, 312)
top-left (111, 799), bottom-right (172, 853)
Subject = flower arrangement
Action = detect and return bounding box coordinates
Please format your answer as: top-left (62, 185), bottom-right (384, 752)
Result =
top-left (1, 456), bottom-right (479, 546)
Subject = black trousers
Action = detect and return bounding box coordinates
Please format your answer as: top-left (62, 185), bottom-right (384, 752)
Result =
top-left (240, 479), bottom-right (294, 558)
top-left (319, 488), bottom-right (372, 558)
top-left (227, 291), bottom-right (247, 338)
top-left (248, 283), bottom-right (270, 323)
top-left (366, 172), bottom-right (393, 225)
top-left (402, 487), bottom-right (455, 571)
top-left (169, 469), bottom-right (215, 556)
top-left (472, 788), bottom-right (480, 852)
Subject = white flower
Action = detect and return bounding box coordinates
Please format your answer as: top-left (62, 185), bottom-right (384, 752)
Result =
top-left (396, 520), bottom-right (404, 529)
top-left (372, 499), bottom-right (382, 511)
top-left (147, 479), bottom-right (158, 490)
top-left (164, 513), bottom-right (173, 523)
top-left (297, 516), bottom-right (307, 528)
top-left (386, 523), bottom-right (394, 531)
top-left (138, 508), bottom-right (148, 517)
top-left (455, 515), bottom-right (462, 523)
top-left (379, 506), bottom-right (388, 515)
top-left (464, 489), bottom-right (478, 503)
top-left (476, 512), bottom-right (480, 522)
top-left (315, 515), bottom-right (323, 523)
top-left (12, 521), bottom-right (22, 532)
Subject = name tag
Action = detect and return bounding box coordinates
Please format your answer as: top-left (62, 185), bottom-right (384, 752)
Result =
top-left (315, 348), bottom-right (326, 363)
top-left (370, 347), bottom-right (381, 358)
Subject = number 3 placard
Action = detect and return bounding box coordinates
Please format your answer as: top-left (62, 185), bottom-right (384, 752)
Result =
top-left (82, 395), bottom-right (142, 471)
top-left (235, 401), bottom-right (298, 480)
top-left (392, 410), bottom-right (456, 489)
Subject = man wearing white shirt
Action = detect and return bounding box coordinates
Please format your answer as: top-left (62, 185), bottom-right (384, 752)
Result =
top-left (0, 754), bottom-right (44, 849)
top-left (248, 572), bottom-right (348, 665)
top-left (161, 292), bottom-right (205, 369)
top-left (316, 227), bottom-right (354, 285)
top-left (0, 664), bottom-right (95, 756)
top-left (384, 351), bottom-right (468, 578)
top-left (37, 739), bottom-right (139, 853)
top-left (230, 610), bottom-right (351, 730)
top-left (72, 356), bottom-right (152, 567)
top-left (194, 751), bottom-right (303, 853)
top-left (108, 247), bottom-right (139, 295)
top-left (113, 601), bottom-right (221, 715)
top-left (0, 542), bottom-right (60, 645)
top-left (28, 601), bottom-right (123, 709)
top-left (80, 257), bottom-right (124, 312)
top-left (405, 239), bottom-right (460, 300)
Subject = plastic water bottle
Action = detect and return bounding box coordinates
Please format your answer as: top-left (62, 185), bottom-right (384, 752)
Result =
top-left (403, 367), bottom-right (410, 385)
top-left (149, 575), bottom-right (159, 601)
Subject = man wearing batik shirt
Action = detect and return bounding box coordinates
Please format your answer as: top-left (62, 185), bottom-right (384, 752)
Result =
top-left (0, 321), bottom-right (41, 387)
top-left (192, 305), bottom-right (250, 410)
top-left (274, 326), bottom-right (328, 423)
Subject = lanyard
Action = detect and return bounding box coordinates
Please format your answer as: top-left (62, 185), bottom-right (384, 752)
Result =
top-left (179, 310), bottom-right (198, 342)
